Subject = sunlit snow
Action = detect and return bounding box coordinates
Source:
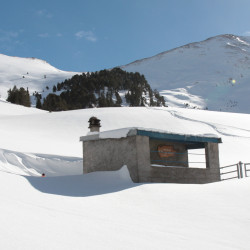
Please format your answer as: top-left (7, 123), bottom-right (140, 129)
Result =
top-left (0, 101), bottom-right (250, 249)
top-left (1, 34), bottom-right (250, 249)
top-left (122, 34), bottom-right (250, 113)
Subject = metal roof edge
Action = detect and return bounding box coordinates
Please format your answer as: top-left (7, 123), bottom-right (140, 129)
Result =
top-left (136, 129), bottom-right (222, 144)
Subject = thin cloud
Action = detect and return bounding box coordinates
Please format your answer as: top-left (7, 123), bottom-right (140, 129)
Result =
top-left (0, 30), bottom-right (19, 42)
top-left (38, 33), bottom-right (63, 38)
top-left (0, 29), bottom-right (23, 51)
top-left (36, 9), bottom-right (53, 19)
top-left (75, 30), bottom-right (97, 42)
top-left (74, 50), bottom-right (83, 56)
top-left (38, 33), bottom-right (49, 38)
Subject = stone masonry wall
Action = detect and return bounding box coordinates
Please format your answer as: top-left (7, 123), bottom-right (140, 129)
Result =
top-left (82, 136), bottom-right (221, 184)
top-left (83, 136), bottom-right (140, 182)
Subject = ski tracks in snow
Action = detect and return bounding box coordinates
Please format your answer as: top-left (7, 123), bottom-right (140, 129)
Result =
top-left (148, 107), bottom-right (250, 138)
top-left (168, 109), bottom-right (250, 138)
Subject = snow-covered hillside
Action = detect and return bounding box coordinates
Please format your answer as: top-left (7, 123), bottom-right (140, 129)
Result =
top-left (2, 34), bottom-right (250, 113)
top-left (1, 102), bottom-right (250, 165)
top-left (122, 34), bottom-right (250, 113)
top-left (1, 101), bottom-right (250, 249)
top-left (0, 53), bottom-right (79, 102)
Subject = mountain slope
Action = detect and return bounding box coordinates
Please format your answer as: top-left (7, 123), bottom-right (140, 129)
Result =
top-left (2, 34), bottom-right (250, 113)
top-left (0, 54), bottom-right (79, 101)
top-left (122, 34), bottom-right (250, 113)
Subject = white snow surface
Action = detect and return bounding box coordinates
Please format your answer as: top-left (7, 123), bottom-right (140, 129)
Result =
top-left (122, 34), bottom-right (250, 113)
top-left (0, 53), bottom-right (79, 102)
top-left (106, 127), bottom-right (218, 139)
top-left (82, 127), bottom-right (220, 142)
top-left (1, 101), bottom-right (250, 249)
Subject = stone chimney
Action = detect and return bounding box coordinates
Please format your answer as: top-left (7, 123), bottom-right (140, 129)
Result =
top-left (88, 116), bottom-right (101, 132)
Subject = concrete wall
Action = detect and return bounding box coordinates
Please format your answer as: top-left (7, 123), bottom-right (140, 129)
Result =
top-left (82, 135), bottom-right (221, 184)
top-left (135, 136), bottom-right (151, 182)
top-left (83, 135), bottom-right (150, 182)
top-left (205, 142), bottom-right (221, 182)
top-left (143, 167), bottom-right (218, 183)
top-left (140, 141), bottom-right (220, 183)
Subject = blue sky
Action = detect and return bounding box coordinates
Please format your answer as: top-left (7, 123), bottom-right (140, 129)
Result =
top-left (1, 0), bottom-right (250, 72)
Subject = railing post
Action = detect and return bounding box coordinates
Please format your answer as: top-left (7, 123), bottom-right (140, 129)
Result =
top-left (237, 163), bottom-right (240, 179)
top-left (239, 161), bottom-right (243, 178)
top-left (245, 164), bottom-right (248, 177)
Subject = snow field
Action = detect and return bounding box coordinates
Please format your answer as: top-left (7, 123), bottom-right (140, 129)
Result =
top-left (1, 104), bottom-right (250, 165)
top-left (0, 102), bottom-right (250, 249)
top-left (0, 168), bottom-right (249, 250)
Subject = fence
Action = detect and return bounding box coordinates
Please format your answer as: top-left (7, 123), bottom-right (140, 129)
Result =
top-left (220, 161), bottom-right (250, 180)
top-left (244, 163), bottom-right (250, 177)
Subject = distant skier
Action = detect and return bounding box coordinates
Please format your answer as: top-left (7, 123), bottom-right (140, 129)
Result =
top-left (42, 173), bottom-right (45, 177)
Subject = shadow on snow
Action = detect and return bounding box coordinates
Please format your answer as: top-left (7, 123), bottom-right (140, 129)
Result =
top-left (24, 167), bottom-right (141, 197)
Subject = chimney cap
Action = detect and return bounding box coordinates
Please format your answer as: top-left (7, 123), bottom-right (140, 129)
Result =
top-left (88, 116), bottom-right (101, 128)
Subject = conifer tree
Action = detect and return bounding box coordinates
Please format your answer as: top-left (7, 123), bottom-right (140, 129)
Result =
top-left (7, 86), bottom-right (31, 107)
top-left (42, 94), bottom-right (67, 111)
top-left (40, 68), bottom-right (165, 110)
top-left (36, 97), bottom-right (42, 109)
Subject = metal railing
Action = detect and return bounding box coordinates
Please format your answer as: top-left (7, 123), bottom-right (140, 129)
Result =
top-left (220, 163), bottom-right (241, 180)
top-left (244, 163), bottom-right (250, 177)
top-left (220, 161), bottom-right (250, 180)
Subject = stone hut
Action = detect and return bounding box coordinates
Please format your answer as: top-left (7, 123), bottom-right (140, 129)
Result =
top-left (80, 124), bottom-right (222, 184)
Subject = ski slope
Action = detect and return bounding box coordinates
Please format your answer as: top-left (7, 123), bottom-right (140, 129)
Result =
top-left (0, 101), bottom-right (250, 249)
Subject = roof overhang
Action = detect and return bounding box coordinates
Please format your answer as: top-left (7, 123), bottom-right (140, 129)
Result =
top-left (80, 128), bottom-right (222, 149)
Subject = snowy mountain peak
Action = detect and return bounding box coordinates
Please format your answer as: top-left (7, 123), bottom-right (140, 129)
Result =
top-left (0, 53), bottom-right (80, 101)
top-left (122, 34), bottom-right (250, 113)
top-left (0, 53), bottom-right (58, 71)
top-left (2, 34), bottom-right (250, 113)
top-left (124, 34), bottom-right (250, 67)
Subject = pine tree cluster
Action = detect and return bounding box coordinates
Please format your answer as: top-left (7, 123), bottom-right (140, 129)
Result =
top-left (41, 68), bottom-right (165, 111)
top-left (7, 86), bottom-right (31, 107)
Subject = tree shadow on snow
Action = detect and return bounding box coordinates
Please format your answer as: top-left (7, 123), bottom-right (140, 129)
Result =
top-left (24, 168), bottom-right (141, 197)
